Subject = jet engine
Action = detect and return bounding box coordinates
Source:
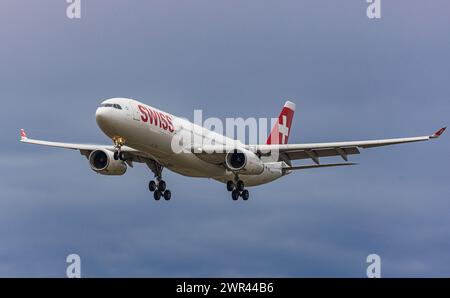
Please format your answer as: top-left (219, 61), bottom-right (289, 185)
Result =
top-left (88, 149), bottom-right (127, 175)
top-left (225, 149), bottom-right (264, 175)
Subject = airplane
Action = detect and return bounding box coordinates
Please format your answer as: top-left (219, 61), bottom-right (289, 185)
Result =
top-left (20, 98), bottom-right (446, 201)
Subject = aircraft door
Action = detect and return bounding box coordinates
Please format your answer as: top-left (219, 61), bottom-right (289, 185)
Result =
top-left (129, 100), bottom-right (141, 121)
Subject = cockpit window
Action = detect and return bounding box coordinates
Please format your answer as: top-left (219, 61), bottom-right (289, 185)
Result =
top-left (100, 103), bottom-right (122, 110)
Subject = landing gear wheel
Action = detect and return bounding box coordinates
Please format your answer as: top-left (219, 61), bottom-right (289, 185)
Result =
top-left (119, 151), bottom-right (125, 161)
top-left (241, 189), bottom-right (249, 201)
top-left (158, 180), bottom-right (166, 192)
top-left (154, 190), bottom-right (162, 200)
top-left (236, 180), bottom-right (245, 192)
top-left (226, 181), bottom-right (235, 192)
top-left (163, 190), bottom-right (171, 201)
top-left (112, 137), bottom-right (126, 160)
top-left (147, 160), bottom-right (170, 201)
top-left (231, 190), bottom-right (240, 201)
top-left (148, 180), bottom-right (157, 192)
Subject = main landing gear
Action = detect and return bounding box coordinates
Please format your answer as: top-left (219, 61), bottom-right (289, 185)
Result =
top-left (226, 175), bottom-right (249, 201)
top-left (149, 179), bottom-right (171, 201)
top-left (110, 136), bottom-right (172, 201)
top-left (146, 160), bottom-right (171, 201)
top-left (112, 136), bottom-right (126, 161)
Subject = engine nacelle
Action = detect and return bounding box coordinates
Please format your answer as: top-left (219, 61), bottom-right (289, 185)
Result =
top-left (88, 149), bottom-right (127, 175)
top-left (225, 149), bottom-right (264, 175)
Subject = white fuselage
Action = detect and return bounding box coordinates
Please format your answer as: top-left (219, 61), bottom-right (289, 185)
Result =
top-left (95, 98), bottom-right (287, 186)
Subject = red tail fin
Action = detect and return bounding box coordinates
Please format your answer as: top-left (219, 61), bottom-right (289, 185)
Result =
top-left (266, 101), bottom-right (296, 145)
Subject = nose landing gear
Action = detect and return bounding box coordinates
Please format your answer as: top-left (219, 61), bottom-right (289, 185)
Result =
top-left (112, 136), bottom-right (126, 161)
top-left (227, 175), bottom-right (249, 201)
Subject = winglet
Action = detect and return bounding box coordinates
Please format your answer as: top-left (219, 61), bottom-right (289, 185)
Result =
top-left (431, 127), bottom-right (446, 139)
top-left (20, 129), bottom-right (27, 141)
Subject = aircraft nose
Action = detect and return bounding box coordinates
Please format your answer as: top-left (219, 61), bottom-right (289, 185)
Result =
top-left (95, 107), bottom-right (109, 127)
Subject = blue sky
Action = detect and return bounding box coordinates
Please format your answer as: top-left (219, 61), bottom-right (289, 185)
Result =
top-left (0, 0), bottom-right (449, 277)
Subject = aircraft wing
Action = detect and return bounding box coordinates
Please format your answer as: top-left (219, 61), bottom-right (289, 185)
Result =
top-left (190, 127), bottom-right (446, 166)
top-left (255, 127), bottom-right (446, 164)
top-left (19, 129), bottom-right (154, 165)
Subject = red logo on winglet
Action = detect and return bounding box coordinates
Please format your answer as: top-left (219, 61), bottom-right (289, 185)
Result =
top-left (434, 127), bottom-right (446, 137)
top-left (20, 129), bottom-right (27, 140)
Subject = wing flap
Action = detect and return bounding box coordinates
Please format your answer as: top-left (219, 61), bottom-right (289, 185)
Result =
top-left (284, 147), bottom-right (360, 162)
top-left (284, 162), bottom-right (357, 171)
top-left (255, 135), bottom-right (432, 152)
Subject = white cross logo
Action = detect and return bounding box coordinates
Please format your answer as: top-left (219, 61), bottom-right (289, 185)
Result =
top-left (278, 115), bottom-right (289, 144)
